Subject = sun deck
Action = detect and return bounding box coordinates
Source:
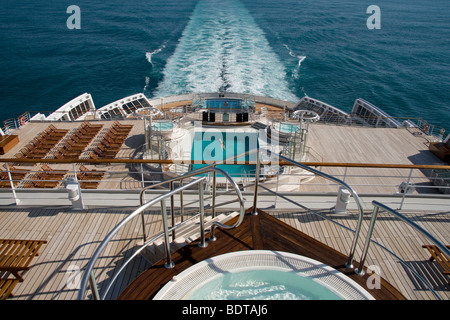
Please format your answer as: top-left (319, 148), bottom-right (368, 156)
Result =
top-left (0, 205), bottom-right (448, 300)
top-left (0, 100), bottom-right (449, 300)
top-left (0, 112), bottom-right (446, 195)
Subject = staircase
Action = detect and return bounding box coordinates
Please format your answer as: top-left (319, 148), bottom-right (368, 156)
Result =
top-left (251, 121), bottom-right (267, 130)
top-left (138, 211), bottom-right (239, 265)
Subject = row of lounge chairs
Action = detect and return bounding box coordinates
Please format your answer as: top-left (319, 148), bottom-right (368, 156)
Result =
top-left (0, 165), bottom-right (29, 188)
top-left (90, 121), bottom-right (133, 159)
top-left (1, 164), bottom-right (104, 189)
top-left (14, 125), bottom-right (68, 160)
top-left (23, 164), bottom-right (68, 188)
top-left (53, 122), bottom-right (103, 160)
top-left (76, 165), bottom-right (105, 189)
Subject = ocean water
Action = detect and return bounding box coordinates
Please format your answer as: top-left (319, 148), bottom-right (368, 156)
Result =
top-left (0, 0), bottom-right (449, 131)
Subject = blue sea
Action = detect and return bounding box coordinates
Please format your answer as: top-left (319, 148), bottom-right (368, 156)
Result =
top-left (1, 0), bottom-right (449, 131)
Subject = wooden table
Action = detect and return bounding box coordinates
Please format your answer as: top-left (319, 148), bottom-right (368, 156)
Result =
top-left (0, 239), bottom-right (47, 300)
top-left (0, 135), bottom-right (19, 155)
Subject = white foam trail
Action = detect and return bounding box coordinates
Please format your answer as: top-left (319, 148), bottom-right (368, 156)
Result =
top-left (145, 42), bottom-right (167, 65)
top-left (283, 44), bottom-right (306, 80)
top-left (154, 0), bottom-right (298, 102)
top-left (143, 76), bottom-right (150, 91)
top-left (297, 56), bottom-right (306, 67)
top-left (284, 44), bottom-right (306, 67)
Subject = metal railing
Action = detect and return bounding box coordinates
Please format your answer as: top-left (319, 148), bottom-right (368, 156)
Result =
top-left (253, 168), bottom-right (449, 299)
top-left (355, 200), bottom-right (450, 299)
top-left (251, 148), bottom-right (365, 268)
top-left (77, 165), bottom-right (245, 300)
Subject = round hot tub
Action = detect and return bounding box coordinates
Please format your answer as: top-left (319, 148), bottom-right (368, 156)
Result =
top-left (153, 250), bottom-right (374, 300)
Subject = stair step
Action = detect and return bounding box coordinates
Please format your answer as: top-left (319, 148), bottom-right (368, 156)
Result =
top-left (137, 211), bottom-right (239, 265)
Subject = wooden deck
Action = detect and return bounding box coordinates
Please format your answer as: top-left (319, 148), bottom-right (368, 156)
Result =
top-left (0, 115), bottom-right (448, 300)
top-left (1, 117), bottom-right (446, 195)
top-left (118, 210), bottom-right (405, 300)
top-left (0, 120), bottom-right (146, 190)
top-left (0, 204), bottom-right (448, 300)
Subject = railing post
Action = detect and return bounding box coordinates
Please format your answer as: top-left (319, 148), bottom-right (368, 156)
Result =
top-left (198, 180), bottom-right (208, 248)
top-left (343, 167), bottom-right (348, 182)
top-left (179, 179), bottom-right (184, 223)
top-left (88, 271), bottom-right (100, 300)
top-left (170, 181), bottom-right (176, 240)
top-left (398, 168), bottom-right (413, 210)
top-left (355, 205), bottom-right (380, 275)
top-left (4, 163), bottom-right (20, 205)
top-left (209, 167), bottom-right (217, 241)
top-left (140, 208), bottom-right (147, 243)
top-left (140, 163), bottom-right (145, 188)
top-left (160, 200), bottom-right (174, 268)
top-left (212, 166), bottom-right (216, 219)
top-left (252, 149), bottom-right (261, 215)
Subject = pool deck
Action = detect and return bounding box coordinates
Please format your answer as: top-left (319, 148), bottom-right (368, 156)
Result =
top-left (1, 204), bottom-right (448, 300)
top-left (2, 106), bottom-right (444, 195)
top-left (0, 107), bottom-right (449, 300)
top-left (118, 209), bottom-right (406, 300)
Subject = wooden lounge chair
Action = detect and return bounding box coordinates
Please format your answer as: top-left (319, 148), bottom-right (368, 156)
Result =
top-left (78, 165), bottom-right (104, 179)
top-left (0, 239), bottom-right (47, 300)
top-left (78, 178), bottom-right (100, 189)
top-left (48, 124), bottom-right (68, 135)
top-left (422, 244), bottom-right (450, 284)
top-left (40, 164), bottom-right (68, 176)
top-left (88, 151), bottom-right (99, 160)
top-left (113, 121), bottom-right (133, 129)
top-left (0, 166), bottom-right (29, 187)
top-left (0, 278), bottom-right (20, 300)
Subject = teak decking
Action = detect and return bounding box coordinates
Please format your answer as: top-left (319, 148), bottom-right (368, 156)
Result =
top-left (118, 209), bottom-right (405, 300)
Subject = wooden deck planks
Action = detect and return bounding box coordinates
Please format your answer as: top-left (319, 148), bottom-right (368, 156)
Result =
top-left (1, 119), bottom-right (446, 195)
top-left (275, 208), bottom-right (449, 300)
top-left (0, 204), bottom-right (448, 300)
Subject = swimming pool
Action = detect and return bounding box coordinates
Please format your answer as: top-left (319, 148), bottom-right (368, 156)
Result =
top-left (191, 130), bottom-right (259, 177)
top-left (152, 121), bottom-right (174, 131)
top-left (275, 122), bottom-right (300, 133)
top-left (185, 269), bottom-right (342, 300)
top-left (153, 251), bottom-right (374, 300)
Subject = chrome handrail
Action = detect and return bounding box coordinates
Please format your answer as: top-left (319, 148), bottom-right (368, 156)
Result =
top-left (358, 201), bottom-right (450, 275)
top-left (254, 148), bottom-right (366, 268)
top-left (78, 177), bottom-right (205, 300)
top-left (143, 145), bottom-right (365, 268)
top-left (78, 166), bottom-right (246, 300)
top-left (353, 200), bottom-right (450, 300)
top-left (139, 166), bottom-right (246, 237)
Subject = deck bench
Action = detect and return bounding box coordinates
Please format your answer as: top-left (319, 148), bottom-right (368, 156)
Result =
top-left (0, 279), bottom-right (20, 300)
top-left (422, 244), bottom-right (450, 283)
top-left (0, 239), bottom-right (47, 299)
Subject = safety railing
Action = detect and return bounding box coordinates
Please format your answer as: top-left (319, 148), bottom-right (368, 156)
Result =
top-left (77, 165), bottom-right (245, 300)
top-left (250, 148), bottom-right (365, 268)
top-left (356, 200), bottom-right (450, 300)
top-left (0, 158), bottom-right (449, 208)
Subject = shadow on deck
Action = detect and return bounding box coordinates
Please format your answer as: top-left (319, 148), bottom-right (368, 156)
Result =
top-left (118, 209), bottom-right (405, 300)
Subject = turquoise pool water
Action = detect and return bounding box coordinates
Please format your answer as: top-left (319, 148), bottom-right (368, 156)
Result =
top-left (191, 131), bottom-right (258, 177)
top-left (206, 99), bottom-right (244, 110)
top-left (277, 122), bottom-right (300, 133)
top-left (186, 269), bottom-right (342, 300)
top-left (152, 121), bottom-right (174, 131)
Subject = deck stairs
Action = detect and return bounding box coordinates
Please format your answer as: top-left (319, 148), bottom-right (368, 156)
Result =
top-left (138, 211), bottom-right (239, 265)
top-left (251, 121), bottom-right (267, 130)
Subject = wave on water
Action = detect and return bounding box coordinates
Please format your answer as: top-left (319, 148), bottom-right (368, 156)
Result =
top-left (145, 41), bottom-right (167, 66)
top-left (283, 44), bottom-right (306, 80)
top-left (153, 0), bottom-right (298, 102)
